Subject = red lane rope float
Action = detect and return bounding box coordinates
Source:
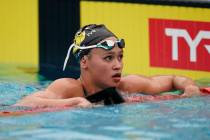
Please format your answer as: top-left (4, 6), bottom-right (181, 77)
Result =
top-left (124, 94), bottom-right (181, 103)
top-left (200, 87), bottom-right (210, 94)
top-left (0, 106), bottom-right (73, 116)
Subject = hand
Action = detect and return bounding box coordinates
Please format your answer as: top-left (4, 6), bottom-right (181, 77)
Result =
top-left (181, 85), bottom-right (200, 97)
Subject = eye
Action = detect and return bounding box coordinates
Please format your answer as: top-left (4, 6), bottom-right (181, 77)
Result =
top-left (104, 55), bottom-right (113, 62)
top-left (118, 54), bottom-right (123, 61)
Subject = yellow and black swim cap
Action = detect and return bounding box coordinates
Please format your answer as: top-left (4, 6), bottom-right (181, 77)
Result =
top-left (63, 24), bottom-right (118, 71)
top-left (74, 24), bottom-right (117, 47)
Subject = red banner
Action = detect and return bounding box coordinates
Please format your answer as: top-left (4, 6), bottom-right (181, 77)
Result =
top-left (149, 18), bottom-right (210, 71)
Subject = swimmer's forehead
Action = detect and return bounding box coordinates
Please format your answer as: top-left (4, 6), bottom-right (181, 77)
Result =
top-left (98, 36), bottom-right (118, 43)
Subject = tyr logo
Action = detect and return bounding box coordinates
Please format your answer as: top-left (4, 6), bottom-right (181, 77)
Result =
top-left (149, 18), bottom-right (210, 71)
top-left (165, 28), bottom-right (210, 62)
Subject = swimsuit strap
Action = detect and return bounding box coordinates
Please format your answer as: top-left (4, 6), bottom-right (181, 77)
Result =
top-left (78, 78), bottom-right (125, 105)
top-left (85, 87), bottom-right (125, 105)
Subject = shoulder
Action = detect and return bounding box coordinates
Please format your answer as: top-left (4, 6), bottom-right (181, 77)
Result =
top-left (117, 75), bottom-right (151, 93)
top-left (51, 78), bottom-right (80, 86)
top-left (120, 75), bottom-right (150, 84)
top-left (46, 78), bottom-right (84, 98)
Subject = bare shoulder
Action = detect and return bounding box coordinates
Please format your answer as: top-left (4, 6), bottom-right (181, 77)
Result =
top-left (117, 75), bottom-right (150, 93)
top-left (121, 75), bottom-right (149, 80)
top-left (120, 74), bottom-right (150, 84)
top-left (45, 78), bottom-right (84, 98)
top-left (49, 78), bottom-right (80, 87)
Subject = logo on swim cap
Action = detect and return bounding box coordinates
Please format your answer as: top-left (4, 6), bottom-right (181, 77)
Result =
top-left (86, 29), bottom-right (96, 37)
top-left (74, 31), bottom-right (85, 46)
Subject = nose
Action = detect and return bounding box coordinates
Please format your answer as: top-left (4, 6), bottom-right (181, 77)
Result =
top-left (113, 58), bottom-right (123, 70)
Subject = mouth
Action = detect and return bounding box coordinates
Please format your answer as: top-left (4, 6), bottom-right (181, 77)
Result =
top-left (112, 73), bottom-right (121, 82)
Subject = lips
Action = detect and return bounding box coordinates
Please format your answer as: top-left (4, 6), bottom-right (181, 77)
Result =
top-left (112, 73), bottom-right (121, 78)
top-left (112, 73), bottom-right (121, 82)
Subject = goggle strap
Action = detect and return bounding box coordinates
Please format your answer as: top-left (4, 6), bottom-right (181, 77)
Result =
top-left (75, 44), bottom-right (97, 50)
top-left (63, 43), bottom-right (74, 71)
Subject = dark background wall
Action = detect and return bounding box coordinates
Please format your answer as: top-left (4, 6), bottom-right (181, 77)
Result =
top-left (39, 0), bottom-right (80, 80)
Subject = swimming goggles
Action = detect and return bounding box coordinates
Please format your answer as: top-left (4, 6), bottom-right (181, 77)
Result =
top-left (63, 39), bottom-right (125, 71)
top-left (78, 39), bottom-right (125, 50)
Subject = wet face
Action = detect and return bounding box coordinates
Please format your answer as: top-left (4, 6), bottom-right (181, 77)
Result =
top-left (83, 37), bottom-right (124, 88)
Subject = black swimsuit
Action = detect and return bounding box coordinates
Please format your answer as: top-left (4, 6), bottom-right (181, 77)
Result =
top-left (83, 87), bottom-right (125, 105)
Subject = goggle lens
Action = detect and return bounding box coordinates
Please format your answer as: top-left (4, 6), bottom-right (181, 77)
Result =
top-left (97, 39), bottom-right (125, 50)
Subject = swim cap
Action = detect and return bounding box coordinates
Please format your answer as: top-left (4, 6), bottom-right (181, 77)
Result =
top-left (73, 24), bottom-right (118, 58)
top-left (63, 24), bottom-right (118, 71)
top-left (75, 24), bottom-right (117, 46)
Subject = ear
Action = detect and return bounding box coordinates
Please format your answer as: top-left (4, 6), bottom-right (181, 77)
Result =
top-left (80, 56), bottom-right (88, 69)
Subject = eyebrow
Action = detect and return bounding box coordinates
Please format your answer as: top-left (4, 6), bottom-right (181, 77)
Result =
top-left (103, 50), bottom-right (123, 55)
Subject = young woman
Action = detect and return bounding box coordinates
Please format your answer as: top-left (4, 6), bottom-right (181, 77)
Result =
top-left (15, 24), bottom-right (200, 108)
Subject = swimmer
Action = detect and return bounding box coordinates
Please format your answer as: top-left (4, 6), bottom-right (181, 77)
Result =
top-left (15, 24), bottom-right (200, 108)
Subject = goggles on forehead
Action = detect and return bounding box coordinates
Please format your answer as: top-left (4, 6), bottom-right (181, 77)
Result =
top-left (63, 39), bottom-right (125, 71)
top-left (80, 39), bottom-right (125, 50)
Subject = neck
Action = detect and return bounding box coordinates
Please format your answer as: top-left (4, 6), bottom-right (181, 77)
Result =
top-left (79, 74), bottom-right (104, 96)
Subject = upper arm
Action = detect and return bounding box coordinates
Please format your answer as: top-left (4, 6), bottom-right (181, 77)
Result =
top-left (118, 75), bottom-right (152, 93)
top-left (118, 75), bottom-right (174, 95)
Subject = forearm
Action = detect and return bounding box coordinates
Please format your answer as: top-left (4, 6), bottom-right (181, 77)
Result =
top-left (149, 75), bottom-right (197, 95)
top-left (147, 75), bottom-right (174, 94)
top-left (14, 96), bottom-right (91, 108)
top-left (119, 75), bottom-right (199, 96)
top-left (172, 75), bottom-right (196, 90)
top-left (172, 76), bottom-right (200, 97)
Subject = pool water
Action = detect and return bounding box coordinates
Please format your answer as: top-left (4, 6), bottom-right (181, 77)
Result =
top-left (0, 64), bottom-right (210, 140)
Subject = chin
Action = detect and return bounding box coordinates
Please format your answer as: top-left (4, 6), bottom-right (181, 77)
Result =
top-left (110, 80), bottom-right (120, 87)
top-left (101, 78), bottom-right (121, 88)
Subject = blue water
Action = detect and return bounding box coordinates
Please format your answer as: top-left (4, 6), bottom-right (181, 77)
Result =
top-left (0, 65), bottom-right (210, 140)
